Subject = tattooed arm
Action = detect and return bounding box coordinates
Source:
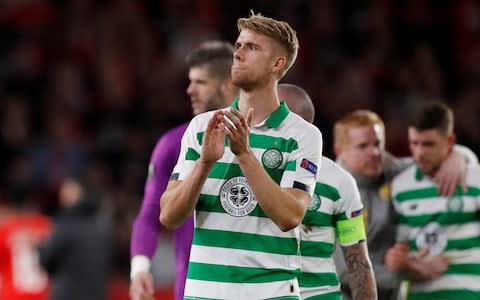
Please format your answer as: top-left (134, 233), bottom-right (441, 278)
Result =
top-left (342, 242), bottom-right (378, 300)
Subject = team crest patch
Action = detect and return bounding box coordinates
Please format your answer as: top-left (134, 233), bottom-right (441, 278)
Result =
top-left (300, 159), bottom-right (317, 175)
top-left (308, 194), bottom-right (321, 211)
top-left (261, 148), bottom-right (283, 169)
top-left (220, 176), bottom-right (258, 217)
top-left (447, 195), bottom-right (464, 212)
top-left (415, 222), bottom-right (447, 256)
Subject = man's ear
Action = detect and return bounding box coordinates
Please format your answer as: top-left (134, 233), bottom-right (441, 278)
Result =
top-left (334, 145), bottom-right (342, 158)
top-left (272, 56), bottom-right (286, 74)
top-left (447, 134), bottom-right (456, 147)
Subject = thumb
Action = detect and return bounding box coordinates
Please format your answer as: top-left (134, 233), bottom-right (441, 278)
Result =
top-left (246, 108), bottom-right (254, 128)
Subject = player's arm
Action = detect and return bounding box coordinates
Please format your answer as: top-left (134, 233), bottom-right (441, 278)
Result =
top-left (223, 109), bottom-right (321, 231)
top-left (130, 130), bottom-right (181, 300)
top-left (337, 212), bottom-right (377, 300)
top-left (237, 153), bottom-right (313, 231)
top-left (160, 111), bottom-right (225, 229)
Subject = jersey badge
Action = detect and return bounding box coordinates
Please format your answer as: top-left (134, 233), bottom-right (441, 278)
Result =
top-left (220, 176), bottom-right (258, 217)
top-left (262, 148), bottom-right (283, 169)
top-left (447, 195), bottom-right (464, 212)
top-left (307, 194), bottom-right (321, 211)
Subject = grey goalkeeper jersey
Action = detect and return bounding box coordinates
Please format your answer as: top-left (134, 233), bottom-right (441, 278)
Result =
top-left (333, 152), bottom-right (410, 300)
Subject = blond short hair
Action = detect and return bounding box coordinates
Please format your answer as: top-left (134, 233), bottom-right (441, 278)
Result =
top-left (237, 12), bottom-right (299, 78)
top-left (334, 110), bottom-right (385, 148)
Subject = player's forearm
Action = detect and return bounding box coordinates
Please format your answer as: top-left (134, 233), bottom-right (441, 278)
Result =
top-left (160, 159), bottom-right (213, 229)
top-left (237, 151), bottom-right (308, 231)
top-left (343, 242), bottom-right (378, 300)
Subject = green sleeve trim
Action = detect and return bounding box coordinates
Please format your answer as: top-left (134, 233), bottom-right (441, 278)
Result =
top-left (336, 215), bottom-right (366, 245)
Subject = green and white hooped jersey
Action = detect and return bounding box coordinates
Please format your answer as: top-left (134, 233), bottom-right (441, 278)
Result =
top-left (299, 157), bottom-right (364, 300)
top-left (392, 165), bottom-right (480, 300)
top-left (173, 100), bottom-right (323, 300)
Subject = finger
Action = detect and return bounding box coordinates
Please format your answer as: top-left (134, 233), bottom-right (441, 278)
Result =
top-left (225, 110), bottom-right (242, 128)
top-left (144, 275), bottom-right (155, 295)
top-left (433, 174), bottom-right (445, 196)
top-left (415, 248), bottom-right (429, 259)
top-left (220, 115), bottom-right (237, 133)
top-left (206, 111), bottom-right (221, 135)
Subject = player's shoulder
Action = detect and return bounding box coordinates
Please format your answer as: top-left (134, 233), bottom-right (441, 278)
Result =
top-left (466, 164), bottom-right (480, 183)
top-left (318, 157), bottom-right (357, 189)
top-left (287, 112), bottom-right (320, 133)
top-left (393, 164), bottom-right (417, 183)
top-left (391, 164), bottom-right (418, 195)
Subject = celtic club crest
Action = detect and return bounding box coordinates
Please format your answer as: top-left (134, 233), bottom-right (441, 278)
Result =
top-left (308, 194), bottom-right (321, 211)
top-left (447, 195), bottom-right (464, 212)
top-left (220, 177), bottom-right (258, 217)
top-left (261, 148), bottom-right (283, 169)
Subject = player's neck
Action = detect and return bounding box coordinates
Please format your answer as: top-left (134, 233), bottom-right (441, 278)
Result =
top-left (238, 84), bottom-right (280, 125)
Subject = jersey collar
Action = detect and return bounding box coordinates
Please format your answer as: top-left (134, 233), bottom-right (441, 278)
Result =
top-left (415, 167), bottom-right (425, 181)
top-left (230, 97), bottom-right (290, 129)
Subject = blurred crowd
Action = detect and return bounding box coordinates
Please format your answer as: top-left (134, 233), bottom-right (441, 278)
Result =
top-left (1, 0), bottom-right (479, 296)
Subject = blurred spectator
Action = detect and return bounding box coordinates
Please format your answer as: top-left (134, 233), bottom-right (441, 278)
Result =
top-left (0, 154), bottom-right (52, 300)
top-left (38, 177), bottom-right (112, 300)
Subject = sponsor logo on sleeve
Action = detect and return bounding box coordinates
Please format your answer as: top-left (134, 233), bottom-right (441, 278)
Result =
top-left (300, 159), bottom-right (317, 175)
top-left (351, 209), bottom-right (362, 218)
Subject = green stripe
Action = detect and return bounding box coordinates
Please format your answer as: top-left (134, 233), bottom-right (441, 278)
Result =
top-left (196, 132), bottom-right (299, 153)
top-left (445, 264), bottom-right (480, 276)
top-left (300, 240), bottom-right (334, 258)
top-left (409, 237), bottom-right (480, 252)
top-left (298, 272), bottom-right (338, 288)
top-left (186, 148), bottom-right (200, 161)
top-left (196, 194), bottom-right (268, 218)
top-left (187, 262), bottom-right (298, 283)
top-left (193, 228), bottom-right (299, 255)
top-left (395, 186), bottom-right (480, 203)
top-left (303, 292), bottom-right (341, 300)
top-left (303, 211), bottom-right (334, 227)
top-left (315, 183), bottom-right (340, 202)
top-left (409, 290), bottom-right (480, 300)
top-left (397, 212), bottom-right (477, 227)
top-left (285, 160), bottom-right (296, 171)
top-left (265, 297), bottom-right (299, 300)
top-left (334, 212), bottom-right (348, 222)
top-left (208, 162), bottom-right (284, 184)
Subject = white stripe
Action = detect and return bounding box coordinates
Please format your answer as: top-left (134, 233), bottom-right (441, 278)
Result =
top-left (300, 256), bottom-right (336, 274)
top-left (411, 274), bottom-right (480, 292)
top-left (189, 244), bottom-right (301, 270)
top-left (444, 248), bottom-right (480, 264)
top-left (196, 211), bottom-right (297, 239)
top-left (397, 196), bottom-right (478, 216)
top-left (185, 277), bottom-right (300, 299)
top-left (400, 222), bottom-right (480, 240)
top-left (300, 284), bottom-right (340, 300)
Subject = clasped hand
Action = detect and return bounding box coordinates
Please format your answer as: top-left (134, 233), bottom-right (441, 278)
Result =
top-left (201, 108), bottom-right (254, 165)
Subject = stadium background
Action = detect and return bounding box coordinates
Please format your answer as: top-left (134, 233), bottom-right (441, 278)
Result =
top-left (1, 0), bottom-right (479, 299)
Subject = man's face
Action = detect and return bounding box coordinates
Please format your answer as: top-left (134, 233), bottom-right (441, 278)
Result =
top-left (187, 66), bottom-right (225, 115)
top-left (337, 125), bottom-right (384, 178)
top-left (232, 29), bottom-right (279, 90)
top-left (408, 127), bottom-right (452, 176)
